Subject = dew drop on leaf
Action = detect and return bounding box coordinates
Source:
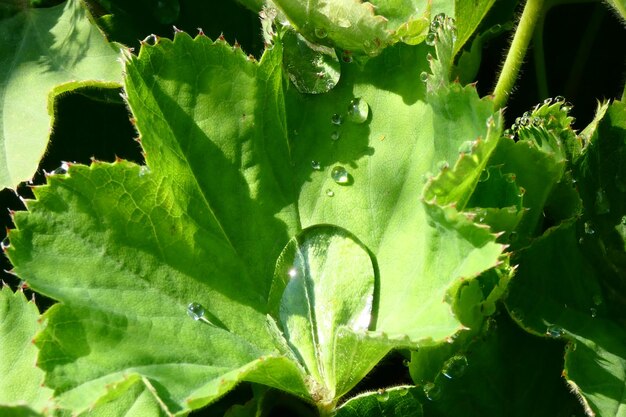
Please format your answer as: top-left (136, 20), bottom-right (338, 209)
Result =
top-left (423, 382), bottom-right (441, 401)
top-left (546, 325), bottom-right (565, 338)
top-left (1, 236), bottom-right (9, 250)
top-left (420, 71), bottom-right (429, 82)
top-left (442, 355), bottom-right (468, 379)
top-left (544, 98), bottom-right (553, 105)
top-left (187, 302), bottom-right (206, 321)
top-left (376, 389), bottom-right (389, 402)
top-left (594, 189), bottom-right (610, 214)
top-left (341, 51), bottom-right (353, 63)
top-left (555, 95), bottom-right (565, 103)
top-left (425, 32), bottom-right (437, 46)
top-left (402, 358), bottom-right (410, 367)
top-left (326, 189), bottom-right (335, 197)
top-left (584, 222), bottom-right (595, 235)
top-left (346, 98), bottom-right (369, 124)
top-left (590, 308), bottom-right (597, 318)
top-left (331, 113), bottom-right (343, 125)
top-left (52, 162), bottom-right (69, 175)
top-left (139, 166), bottom-right (151, 177)
top-left (331, 131), bottom-right (341, 141)
top-left (331, 166), bottom-right (350, 184)
top-left (311, 160), bottom-right (321, 170)
top-left (314, 27), bottom-right (328, 39)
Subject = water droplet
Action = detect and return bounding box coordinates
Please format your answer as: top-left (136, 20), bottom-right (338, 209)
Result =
top-left (341, 51), bottom-right (353, 63)
top-left (425, 32), bottom-right (437, 46)
top-left (311, 160), bottom-right (321, 170)
top-left (505, 173), bottom-right (516, 183)
top-left (142, 34), bottom-right (159, 46)
top-left (592, 294), bottom-right (603, 305)
top-left (532, 117), bottom-right (542, 126)
top-left (486, 115), bottom-right (495, 128)
top-left (584, 221), bottom-right (595, 235)
top-left (420, 71), bottom-right (429, 82)
top-left (376, 389), bottom-right (389, 402)
top-left (594, 189), bottom-right (610, 214)
top-left (331, 131), bottom-right (341, 141)
top-left (52, 162), bottom-right (69, 175)
top-left (442, 355), bottom-right (468, 379)
top-left (437, 160), bottom-right (449, 170)
top-left (187, 302), bottom-right (206, 321)
top-left (562, 104), bottom-right (573, 113)
top-left (458, 141), bottom-right (474, 154)
top-left (139, 166), bottom-right (151, 177)
top-left (590, 307), bottom-right (597, 318)
top-left (331, 166), bottom-right (349, 184)
top-left (1, 236), bottom-right (9, 250)
top-left (326, 189), bottom-right (334, 197)
top-left (347, 98), bottom-right (369, 124)
top-left (555, 95), bottom-right (565, 103)
top-left (331, 113), bottom-right (343, 125)
top-left (546, 325), bottom-right (565, 338)
top-left (314, 27), bottom-right (327, 39)
top-left (402, 358), bottom-right (410, 367)
top-left (544, 98), bottom-right (553, 105)
top-left (423, 382), bottom-right (441, 401)
top-left (478, 169), bottom-right (490, 182)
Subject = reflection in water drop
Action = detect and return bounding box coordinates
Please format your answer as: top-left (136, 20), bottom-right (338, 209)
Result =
top-left (347, 98), bottom-right (369, 124)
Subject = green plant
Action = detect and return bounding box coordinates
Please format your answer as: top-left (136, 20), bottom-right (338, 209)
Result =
top-left (1, 0), bottom-right (625, 416)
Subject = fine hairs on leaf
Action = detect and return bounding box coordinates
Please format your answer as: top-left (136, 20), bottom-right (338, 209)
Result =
top-left (1, 0), bottom-right (626, 416)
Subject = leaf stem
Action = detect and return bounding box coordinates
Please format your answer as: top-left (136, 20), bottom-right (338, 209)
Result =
top-left (493, 0), bottom-right (546, 109)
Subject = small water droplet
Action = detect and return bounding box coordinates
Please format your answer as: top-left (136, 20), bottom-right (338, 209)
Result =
top-left (139, 166), bottom-right (151, 177)
top-left (52, 162), bottom-right (69, 175)
top-left (402, 359), bottom-right (410, 367)
top-left (544, 98), bottom-right (553, 105)
top-left (420, 71), bottom-right (429, 82)
top-left (311, 160), bottom-right (321, 170)
top-left (442, 355), bottom-right (468, 379)
top-left (341, 51), bottom-right (353, 63)
top-left (376, 389), bottom-right (389, 402)
top-left (590, 307), bottom-right (597, 318)
top-left (486, 115), bottom-right (495, 128)
top-left (505, 173), bottom-right (516, 183)
top-left (347, 98), bottom-right (369, 124)
top-left (1, 236), bottom-right (9, 250)
top-left (584, 221), bottom-right (595, 235)
top-left (594, 189), bottom-right (610, 214)
top-left (425, 32), bottom-right (437, 46)
top-left (546, 324), bottom-right (565, 338)
top-left (592, 294), bottom-right (603, 306)
top-left (555, 95), bottom-right (565, 103)
top-left (314, 27), bottom-right (327, 39)
top-left (331, 131), bottom-right (341, 141)
top-left (326, 189), bottom-right (334, 197)
top-left (437, 160), bottom-right (449, 170)
top-left (331, 113), bottom-right (343, 125)
top-left (423, 382), bottom-right (441, 401)
top-left (458, 140), bottom-right (474, 154)
top-left (478, 169), bottom-right (490, 182)
top-left (187, 302), bottom-right (206, 321)
top-left (331, 166), bottom-right (349, 184)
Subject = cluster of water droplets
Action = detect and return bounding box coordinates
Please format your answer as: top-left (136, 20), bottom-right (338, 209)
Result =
top-left (419, 14), bottom-right (457, 84)
top-left (506, 96), bottom-right (573, 140)
top-left (310, 98), bottom-right (370, 196)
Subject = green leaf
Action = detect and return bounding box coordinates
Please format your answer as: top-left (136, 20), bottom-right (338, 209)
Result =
top-left (414, 313), bottom-right (584, 417)
top-left (453, 0), bottom-right (497, 56)
top-left (604, 0), bottom-right (626, 25)
top-left (0, 0), bottom-right (123, 190)
top-left (0, 286), bottom-right (52, 414)
top-left (335, 386), bottom-right (423, 417)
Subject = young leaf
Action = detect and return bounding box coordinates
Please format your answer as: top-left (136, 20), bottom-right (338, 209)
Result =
top-left (0, 0), bottom-right (124, 190)
top-left (334, 386), bottom-right (423, 417)
top-left (0, 286), bottom-right (52, 414)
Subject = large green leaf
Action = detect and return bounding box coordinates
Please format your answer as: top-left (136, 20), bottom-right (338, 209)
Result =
top-left (0, 0), bottom-right (123, 190)
top-left (8, 18), bottom-right (507, 413)
top-left (0, 286), bottom-right (52, 415)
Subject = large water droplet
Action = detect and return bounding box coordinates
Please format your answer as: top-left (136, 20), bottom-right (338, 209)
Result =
top-left (347, 98), bottom-right (369, 124)
top-left (187, 302), bottom-right (206, 321)
top-left (423, 382), bottom-right (441, 401)
top-left (546, 324), bottom-right (565, 338)
top-left (311, 160), bottom-right (321, 170)
top-left (594, 189), bottom-right (610, 214)
top-left (331, 166), bottom-right (349, 184)
top-left (442, 355), bottom-right (468, 379)
top-left (331, 113), bottom-right (343, 125)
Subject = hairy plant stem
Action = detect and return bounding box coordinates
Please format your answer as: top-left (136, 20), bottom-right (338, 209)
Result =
top-left (493, 0), bottom-right (546, 109)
